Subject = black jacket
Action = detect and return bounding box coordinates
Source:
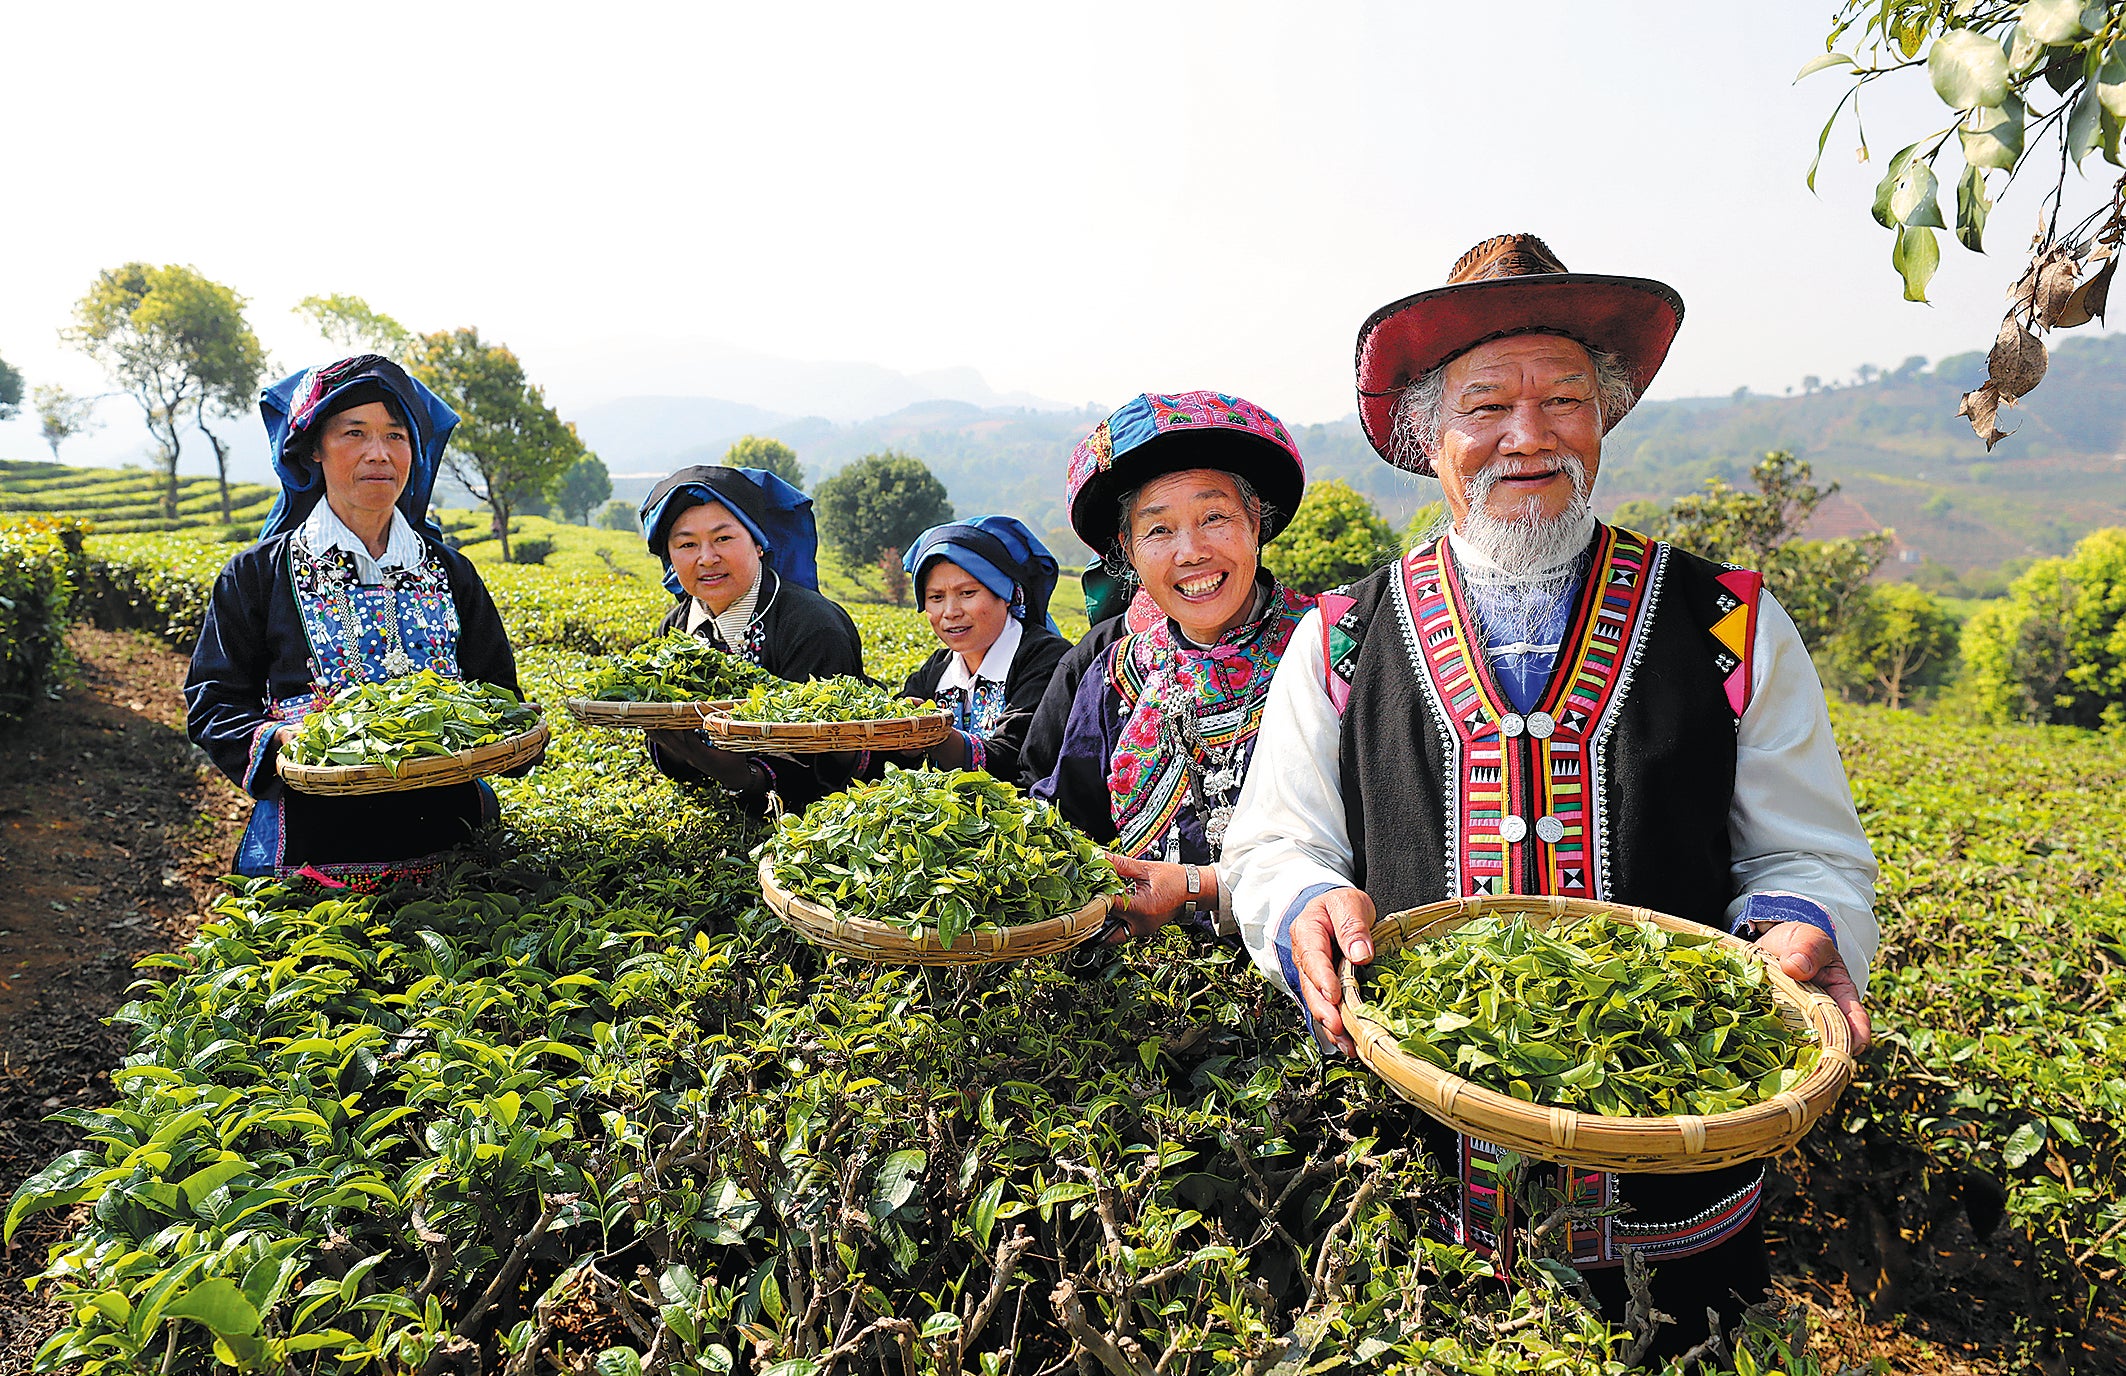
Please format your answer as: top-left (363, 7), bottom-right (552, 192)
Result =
top-left (900, 626), bottom-right (1070, 784)
top-left (646, 568), bottom-right (868, 813)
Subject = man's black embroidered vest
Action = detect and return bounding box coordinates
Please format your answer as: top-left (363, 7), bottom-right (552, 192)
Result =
top-left (1323, 525), bottom-right (1761, 927)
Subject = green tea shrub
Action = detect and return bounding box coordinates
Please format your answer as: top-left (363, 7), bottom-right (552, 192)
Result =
top-left (0, 519), bottom-right (78, 723)
top-left (508, 535), bottom-right (556, 566)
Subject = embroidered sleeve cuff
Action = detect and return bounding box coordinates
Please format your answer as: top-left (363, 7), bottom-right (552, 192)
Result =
top-left (958, 729), bottom-right (987, 773)
top-left (1730, 891), bottom-right (1839, 945)
top-left (242, 722), bottom-right (285, 799)
top-left (1274, 881), bottom-right (1344, 1036)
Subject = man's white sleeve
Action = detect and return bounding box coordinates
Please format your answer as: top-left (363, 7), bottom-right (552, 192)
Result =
top-left (1224, 608), bottom-right (1359, 1000)
top-left (1725, 590), bottom-right (1881, 992)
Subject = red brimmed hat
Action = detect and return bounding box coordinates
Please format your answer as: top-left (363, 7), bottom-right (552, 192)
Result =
top-left (1354, 234), bottom-right (1684, 474)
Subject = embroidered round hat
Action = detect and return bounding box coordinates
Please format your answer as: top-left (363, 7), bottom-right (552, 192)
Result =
top-left (1354, 234), bottom-right (1684, 474)
top-left (1064, 390), bottom-right (1306, 552)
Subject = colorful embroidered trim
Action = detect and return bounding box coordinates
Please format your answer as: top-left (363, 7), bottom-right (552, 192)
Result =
top-left (1711, 566), bottom-right (1763, 718)
top-left (1395, 526), bottom-right (1655, 901)
top-left (1104, 585), bottom-right (1310, 859)
top-left (289, 540), bottom-right (461, 696)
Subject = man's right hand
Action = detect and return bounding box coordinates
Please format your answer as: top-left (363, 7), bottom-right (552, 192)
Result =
top-left (1289, 886), bottom-right (1377, 1056)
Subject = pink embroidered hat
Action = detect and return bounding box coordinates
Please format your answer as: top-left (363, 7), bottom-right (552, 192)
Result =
top-left (1354, 233), bottom-right (1684, 474)
top-left (1065, 390), bottom-right (1306, 551)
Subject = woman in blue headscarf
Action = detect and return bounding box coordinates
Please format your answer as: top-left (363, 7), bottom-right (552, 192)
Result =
top-left (183, 354), bottom-right (524, 882)
top-left (637, 464), bottom-right (866, 812)
top-left (898, 516), bottom-right (1070, 783)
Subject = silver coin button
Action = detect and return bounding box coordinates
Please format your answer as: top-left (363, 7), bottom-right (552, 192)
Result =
top-left (1526, 710), bottom-right (1556, 739)
top-left (1499, 713), bottom-right (1526, 738)
top-left (1499, 815), bottom-right (1528, 843)
top-left (1535, 815), bottom-right (1567, 844)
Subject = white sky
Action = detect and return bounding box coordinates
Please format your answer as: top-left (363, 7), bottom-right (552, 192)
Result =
top-left (3, 0), bottom-right (2117, 450)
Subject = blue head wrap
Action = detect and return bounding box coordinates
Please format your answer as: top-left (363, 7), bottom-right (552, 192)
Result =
top-left (257, 355), bottom-right (459, 540)
top-left (903, 515), bottom-right (1061, 635)
top-left (639, 465), bottom-right (821, 597)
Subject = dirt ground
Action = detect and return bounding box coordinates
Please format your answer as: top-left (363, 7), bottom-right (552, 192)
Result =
top-left (0, 629), bottom-right (2111, 1373)
top-left (0, 628), bottom-right (246, 1372)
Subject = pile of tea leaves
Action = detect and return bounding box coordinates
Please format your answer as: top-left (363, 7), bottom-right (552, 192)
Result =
top-left (767, 765), bottom-right (1123, 946)
top-left (724, 675), bottom-right (926, 724)
top-left (1362, 913), bottom-right (1819, 1117)
top-left (580, 631), bottom-right (773, 702)
top-left (282, 670), bottom-right (540, 770)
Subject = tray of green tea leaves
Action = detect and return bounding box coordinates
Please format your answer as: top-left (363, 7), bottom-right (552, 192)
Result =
top-left (1338, 895), bottom-right (1855, 1173)
top-left (702, 676), bottom-right (950, 753)
top-left (277, 670), bottom-right (547, 796)
top-left (564, 631), bottom-right (775, 728)
top-left (759, 765), bottom-right (1123, 963)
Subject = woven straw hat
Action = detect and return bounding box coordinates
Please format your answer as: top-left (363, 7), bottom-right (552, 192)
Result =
top-left (1354, 234), bottom-right (1684, 474)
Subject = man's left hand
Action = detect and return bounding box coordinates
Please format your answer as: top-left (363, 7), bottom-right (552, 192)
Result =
top-left (1754, 921), bottom-right (1872, 1053)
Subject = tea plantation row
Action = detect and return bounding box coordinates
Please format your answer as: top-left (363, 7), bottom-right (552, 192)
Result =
top-left (0, 462), bottom-right (279, 535)
top-left (0, 529), bottom-right (2118, 1373)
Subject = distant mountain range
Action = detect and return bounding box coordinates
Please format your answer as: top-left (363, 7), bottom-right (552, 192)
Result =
top-left (12, 334), bottom-right (2120, 574)
top-left (587, 334), bottom-right (2126, 571)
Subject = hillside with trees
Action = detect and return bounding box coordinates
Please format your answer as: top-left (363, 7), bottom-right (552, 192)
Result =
top-left (587, 334), bottom-right (2126, 566)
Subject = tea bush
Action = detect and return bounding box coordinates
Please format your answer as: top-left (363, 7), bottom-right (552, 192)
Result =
top-left (1814, 705), bottom-right (2126, 1322)
top-left (19, 538), bottom-right (2126, 1372)
top-left (0, 519), bottom-right (80, 722)
top-left (12, 645), bottom-right (1794, 1374)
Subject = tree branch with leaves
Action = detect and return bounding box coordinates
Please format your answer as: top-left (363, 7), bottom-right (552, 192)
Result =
top-left (1802, 0), bottom-right (2126, 447)
top-left (408, 328), bottom-right (589, 562)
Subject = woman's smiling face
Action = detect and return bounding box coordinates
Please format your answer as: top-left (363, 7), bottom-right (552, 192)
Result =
top-left (667, 499), bottom-right (764, 614)
top-left (921, 559), bottom-right (1011, 670)
top-left (1123, 468), bottom-right (1262, 644)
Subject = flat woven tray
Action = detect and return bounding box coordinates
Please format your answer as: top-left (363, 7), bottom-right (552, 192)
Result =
top-left (1339, 894), bottom-right (1855, 1174)
top-left (758, 857), bottom-right (1114, 965)
top-left (702, 707), bottom-right (952, 754)
top-left (278, 718), bottom-right (549, 797)
top-left (563, 698), bottom-right (735, 729)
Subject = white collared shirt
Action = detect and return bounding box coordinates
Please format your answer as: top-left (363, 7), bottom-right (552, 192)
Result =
top-left (939, 614), bottom-right (1023, 695)
top-left (298, 500), bottom-right (424, 584)
top-left (685, 569), bottom-right (764, 644)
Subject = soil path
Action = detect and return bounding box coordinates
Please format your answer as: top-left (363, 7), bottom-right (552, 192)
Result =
top-left (0, 627), bottom-right (245, 1370)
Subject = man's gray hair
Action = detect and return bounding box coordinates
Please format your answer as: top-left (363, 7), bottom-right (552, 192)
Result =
top-left (1102, 470), bottom-right (1274, 581)
top-left (1389, 337), bottom-right (1639, 472)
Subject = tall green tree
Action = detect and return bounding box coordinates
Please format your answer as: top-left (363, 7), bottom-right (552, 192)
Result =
top-left (1261, 479), bottom-right (1401, 594)
top-left (296, 294), bottom-right (413, 361)
top-left (66, 263), bottom-right (259, 519)
top-left (408, 328), bottom-right (587, 562)
top-left (723, 435), bottom-right (805, 489)
top-left (814, 451), bottom-right (953, 565)
top-left (554, 454), bottom-right (612, 524)
top-left (0, 351), bottom-right (22, 420)
top-left (1635, 451), bottom-right (1890, 652)
top-left (185, 299), bottom-right (269, 521)
top-left (1821, 581), bottom-right (1959, 709)
top-left (32, 385), bottom-right (101, 460)
top-left (1802, 2), bottom-right (2125, 444)
top-left (1963, 527), bottom-right (2126, 726)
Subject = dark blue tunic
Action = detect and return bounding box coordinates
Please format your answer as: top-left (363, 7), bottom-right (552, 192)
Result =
top-left (183, 530), bottom-right (519, 879)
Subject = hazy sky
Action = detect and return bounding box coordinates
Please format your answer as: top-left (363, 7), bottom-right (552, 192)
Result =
top-left (3, 0), bottom-right (2116, 458)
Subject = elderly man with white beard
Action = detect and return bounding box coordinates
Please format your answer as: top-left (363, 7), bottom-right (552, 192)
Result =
top-left (1221, 234), bottom-right (1878, 1357)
